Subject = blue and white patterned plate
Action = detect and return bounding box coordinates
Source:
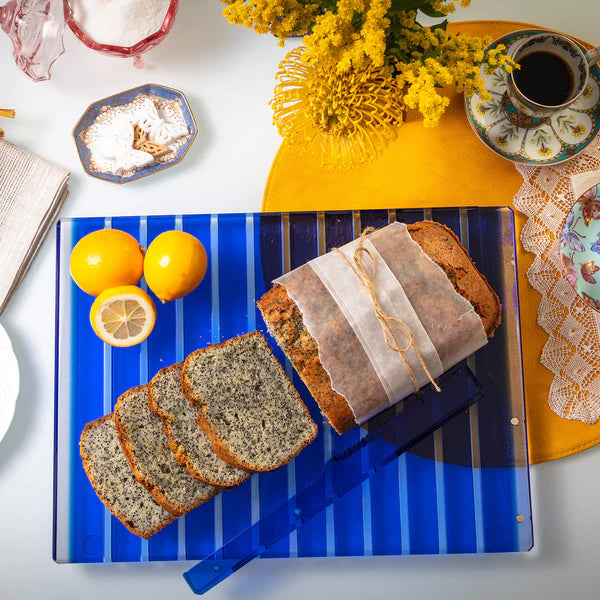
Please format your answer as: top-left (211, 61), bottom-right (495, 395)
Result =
top-left (73, 83), bottom-right (197, 184)
top-left (561, 183), bottom-right (600, 311)
top-left (465, 30), bottom-right (600, 165)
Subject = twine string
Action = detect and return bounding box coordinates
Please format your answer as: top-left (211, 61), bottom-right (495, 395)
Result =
top-left (334, 227), bottom-right (441, 393)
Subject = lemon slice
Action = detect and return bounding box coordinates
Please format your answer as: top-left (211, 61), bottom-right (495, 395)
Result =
top-left (90, 286), bottom-right (156, 347)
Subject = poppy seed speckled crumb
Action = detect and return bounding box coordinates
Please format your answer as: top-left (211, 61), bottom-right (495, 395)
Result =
top-left (148, 363), bottom-right (249, 488)
top-left (114, 385), bottom-right (220, 516)
top-left (79, 415), bottom-right (175, 538)
top-left (182, 331), bottom-right (318, 472)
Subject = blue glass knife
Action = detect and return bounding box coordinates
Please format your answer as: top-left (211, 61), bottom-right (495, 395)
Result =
top-left (183, 364), bottom-right (483, 594)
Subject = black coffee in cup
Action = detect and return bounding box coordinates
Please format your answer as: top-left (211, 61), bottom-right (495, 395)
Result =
top-left (513, 51), bottom-right (575, 106)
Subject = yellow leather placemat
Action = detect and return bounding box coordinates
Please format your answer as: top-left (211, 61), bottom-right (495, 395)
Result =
top-left (262, 20), bottom-right (600, 464)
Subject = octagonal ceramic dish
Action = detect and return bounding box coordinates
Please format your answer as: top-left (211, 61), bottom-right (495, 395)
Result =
top-left (72, 83), bottom-right (197, 184)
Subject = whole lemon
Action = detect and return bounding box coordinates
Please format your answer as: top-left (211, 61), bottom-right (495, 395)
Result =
top-left (144, 231), bottom-right (207, 302)
top-left (70, 229), bottom-right (144, 296)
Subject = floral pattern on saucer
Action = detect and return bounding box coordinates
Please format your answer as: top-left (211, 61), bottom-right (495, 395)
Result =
top-left (560, 183), bottom-right (600, 311)
top-left (465, 30), bottom-right (600, 165)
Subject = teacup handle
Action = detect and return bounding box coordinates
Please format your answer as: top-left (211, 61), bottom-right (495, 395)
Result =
top-left (586, 46), bottom-right (600, 66)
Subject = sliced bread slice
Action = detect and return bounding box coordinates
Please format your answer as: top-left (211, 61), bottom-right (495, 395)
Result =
top-left (182, 331), bottom-right (318, 472)
top-left (148, 363), bottom-right (249, 488)
top-left (114, 385), bottom-right (220, 516)
top-left (79, 414), bottom-right (175, 539)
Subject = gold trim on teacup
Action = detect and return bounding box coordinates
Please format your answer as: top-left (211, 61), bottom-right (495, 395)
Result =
top-left (508, 32), bottom-right (589, 113)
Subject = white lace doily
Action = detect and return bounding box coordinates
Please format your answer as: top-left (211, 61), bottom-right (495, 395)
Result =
top-left (514, 135), bottom-right (600, 423)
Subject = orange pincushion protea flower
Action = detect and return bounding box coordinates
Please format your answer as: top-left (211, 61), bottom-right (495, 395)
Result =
top-left (271, 47), bottom-right (404, 169)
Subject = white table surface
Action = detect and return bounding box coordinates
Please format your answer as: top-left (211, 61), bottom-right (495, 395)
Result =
top-left (1, 2), bottom-right (599, 599)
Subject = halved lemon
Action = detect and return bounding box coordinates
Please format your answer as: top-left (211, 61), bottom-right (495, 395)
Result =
top-left (89, 286), bottom-right (156, 347)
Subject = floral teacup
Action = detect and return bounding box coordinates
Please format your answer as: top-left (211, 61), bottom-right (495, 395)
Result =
top-left (561, 183), bottom-right (600, 311)
top-left (503, 32), bottom-right (600, 128)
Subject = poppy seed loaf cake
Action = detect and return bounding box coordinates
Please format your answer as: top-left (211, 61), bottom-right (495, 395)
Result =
top-left (148, 363), bottom-right (250, 488)
top-left (182, 331), bottom-right (318, 472)
top-left (79, 415), bottom-right (175, 538)
top-left (257, 220), bottom-right (502, 435)
top-left (114, 385), bottom-right (220, 516)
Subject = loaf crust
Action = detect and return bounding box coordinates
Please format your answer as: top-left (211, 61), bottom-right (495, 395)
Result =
top-left (257, 221), bottom-right (502, 435)
top-left (406, 221), bottom-right (501, 336)
top-left (182, 331), bottom-right (318, 472)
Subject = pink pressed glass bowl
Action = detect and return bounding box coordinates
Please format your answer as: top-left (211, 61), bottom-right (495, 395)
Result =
top-left (65, 0), bottom-right (179, 64)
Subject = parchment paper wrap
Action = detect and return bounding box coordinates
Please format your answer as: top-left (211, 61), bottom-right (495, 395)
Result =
top-left (274, 222), bottom-right (488, 424)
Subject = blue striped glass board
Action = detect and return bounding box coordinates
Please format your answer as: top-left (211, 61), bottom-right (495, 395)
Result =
top-left (53, 207), bottom-right (532, 563)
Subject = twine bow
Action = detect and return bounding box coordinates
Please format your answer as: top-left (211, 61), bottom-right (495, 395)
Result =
top-left (334, 227), bottom-right (441, 393)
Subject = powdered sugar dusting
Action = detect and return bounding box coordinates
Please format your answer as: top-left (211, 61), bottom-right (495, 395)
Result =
top-left (82, 94), bottom-right (190, 177)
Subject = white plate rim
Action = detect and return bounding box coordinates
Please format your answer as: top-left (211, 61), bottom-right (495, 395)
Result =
top-left (0, 323), bottom-right (20, 444)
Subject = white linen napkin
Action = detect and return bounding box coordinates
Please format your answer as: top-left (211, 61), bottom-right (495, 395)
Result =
top-left (0, 138), bottom-right (69, 314)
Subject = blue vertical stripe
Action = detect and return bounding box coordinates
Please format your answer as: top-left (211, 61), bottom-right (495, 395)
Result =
top-left (246, 214), bottom-right (260, 552)
top-left (459, 209), bottom-right (486, 554)
top-left (289, 212), bottom-right (329, 558)
top-left (255, 214), bottom-right (291, 559)
top-left (441, 408), bottom-right (476, 553)
top-left (103, 216), bottom-right (144, 563)
top-left (406, 448), bottom-right (439, 554)
top-left (217, 214), bottom-right (252, 559)
top-left (70, 217), bottom-right (106, 563)
top-left (182, 214), bottom-right (216, 560)
top-left (469, 209), bottom-right (520, 553)
top-left (327, 212), bottom-right (363, 557)
top-left (369, 210), bottom-right (402, 556)
top-left (401, 209), bottom-right (442, 556)
top-left (145, 216), bottom-right (179, 562)
top-left (430, 208), bottom-right (476, 554)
